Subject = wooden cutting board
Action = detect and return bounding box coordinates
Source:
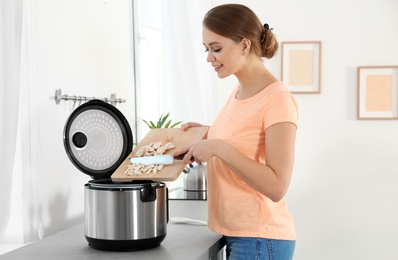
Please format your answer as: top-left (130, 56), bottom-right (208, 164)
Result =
top-left (111, 126), bottom-right (209, 182)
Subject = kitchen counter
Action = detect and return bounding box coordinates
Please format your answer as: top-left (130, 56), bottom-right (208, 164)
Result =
top-left (1, 200), bottom-right (225, 260)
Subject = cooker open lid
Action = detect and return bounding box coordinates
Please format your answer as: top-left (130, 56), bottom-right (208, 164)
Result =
top-left (63, 100), bottom-right (133, 179)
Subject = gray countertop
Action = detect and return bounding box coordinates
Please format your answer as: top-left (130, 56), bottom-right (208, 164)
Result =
top-left (1, 200), bottom-right (225, 260)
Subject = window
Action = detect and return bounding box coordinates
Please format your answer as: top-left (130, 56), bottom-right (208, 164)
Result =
top-left (133, 0), bottom-right (164, 142)
top-left (133, 0), bottom-right (214, 143)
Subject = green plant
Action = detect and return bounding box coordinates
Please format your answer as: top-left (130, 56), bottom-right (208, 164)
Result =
top-left (141, 112), bottom-right (182, 129)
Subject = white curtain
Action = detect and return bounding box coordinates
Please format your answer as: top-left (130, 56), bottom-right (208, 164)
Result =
top-left (161, 0), bottom-right (215, 125)
top-left (0, 0), bottom-right (23, 243)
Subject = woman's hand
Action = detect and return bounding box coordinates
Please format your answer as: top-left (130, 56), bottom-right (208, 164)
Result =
top-left (172, 139), bottom-right (220, 164)
top-left (181, 122), bottom-right (208, 131)
top-left (174, 121), bottom-right (211, 163)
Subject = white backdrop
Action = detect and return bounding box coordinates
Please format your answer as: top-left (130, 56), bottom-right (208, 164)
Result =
top-left (0, 0), bottom-right (23, 244)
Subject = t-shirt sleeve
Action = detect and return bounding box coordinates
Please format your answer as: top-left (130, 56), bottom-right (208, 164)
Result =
top-left (263, 91), bottom-right (298, 130)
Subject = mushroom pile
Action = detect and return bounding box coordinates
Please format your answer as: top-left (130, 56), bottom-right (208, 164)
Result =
top-left (124, 141), bottom-right (175, 176)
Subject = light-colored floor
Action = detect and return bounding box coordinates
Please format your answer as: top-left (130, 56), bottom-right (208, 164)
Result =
top-left (0, 244), bottom-right (26, 255)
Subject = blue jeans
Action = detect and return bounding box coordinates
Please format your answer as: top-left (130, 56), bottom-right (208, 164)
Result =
top-left (224, 236), bottom-right (295, 260)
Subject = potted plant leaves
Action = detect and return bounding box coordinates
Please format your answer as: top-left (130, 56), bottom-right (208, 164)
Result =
top-left (141, 112), bottom-right (182, 129)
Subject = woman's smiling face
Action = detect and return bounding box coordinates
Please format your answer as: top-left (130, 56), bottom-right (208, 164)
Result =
top-left (202, 26), bottom-right (246, 78)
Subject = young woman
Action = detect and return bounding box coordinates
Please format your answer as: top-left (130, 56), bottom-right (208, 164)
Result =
top-left (174, 4), bottom-right (298, 260)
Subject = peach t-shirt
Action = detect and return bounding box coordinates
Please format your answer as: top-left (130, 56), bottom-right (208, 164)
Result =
top-left (207, 81), bottom-right (298, 240)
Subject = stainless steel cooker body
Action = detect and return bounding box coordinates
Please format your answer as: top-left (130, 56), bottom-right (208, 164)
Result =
top-left (84, 181), bottom-right (168, 251)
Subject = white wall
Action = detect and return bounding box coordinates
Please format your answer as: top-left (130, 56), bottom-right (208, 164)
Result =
top-left (4, 0), bottom-right (136, 243)
top-left (212, 0), bottom-right (398, 259)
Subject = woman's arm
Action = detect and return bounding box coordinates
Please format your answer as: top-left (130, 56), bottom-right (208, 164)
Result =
top-left (219, 122), bottom-right (296, 202)
top-left (175, 122), bottom-right (296, 202)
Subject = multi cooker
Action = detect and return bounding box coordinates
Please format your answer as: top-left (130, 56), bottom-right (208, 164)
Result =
top-left (63, 100), bottom-right (168, 251)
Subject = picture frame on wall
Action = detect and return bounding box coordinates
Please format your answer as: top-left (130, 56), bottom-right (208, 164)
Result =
top-left (281, 41), bottom-right (322, 94)
top-left (358, 66), bottom-right (398, 119)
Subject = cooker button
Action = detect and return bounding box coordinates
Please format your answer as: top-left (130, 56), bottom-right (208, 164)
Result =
top-left (72, 132), bottom-right (88, 148)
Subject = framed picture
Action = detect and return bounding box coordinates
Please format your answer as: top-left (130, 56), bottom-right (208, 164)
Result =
top-left (358, 66), bottom-right (398, 119)
top-left (281, 41), bottom-right (322, 93)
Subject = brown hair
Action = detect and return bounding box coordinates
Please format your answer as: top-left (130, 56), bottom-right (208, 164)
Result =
top-left (203, 4), bottom-right (278, 59)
